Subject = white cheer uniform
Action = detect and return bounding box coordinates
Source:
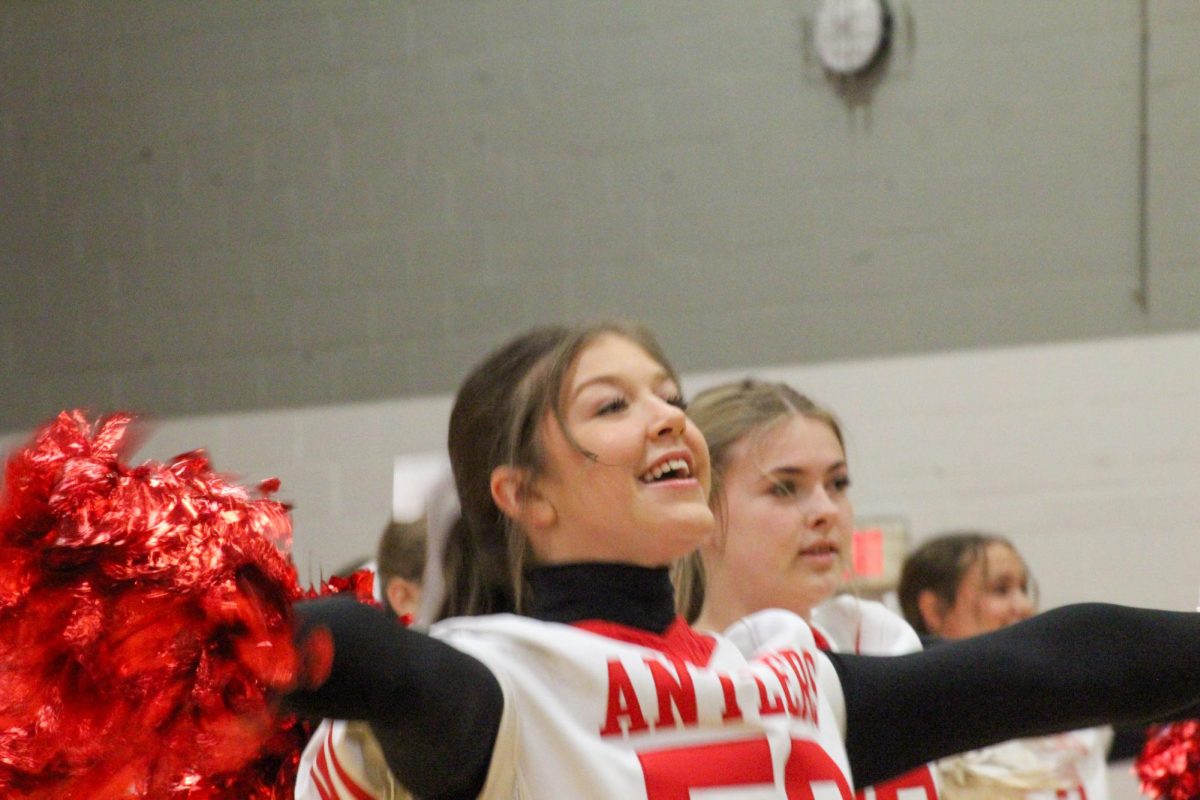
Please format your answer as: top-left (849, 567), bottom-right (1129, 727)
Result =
top-left (298, 610), bottom-right (854, 799)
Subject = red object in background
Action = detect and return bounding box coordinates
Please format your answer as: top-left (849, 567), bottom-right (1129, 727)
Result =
top-left (0, 410), bottom-right (380, 799)
top-left (852, 528), bottom-right (885, 578)
top-left (1137, 720), bottom-right (1200, 800)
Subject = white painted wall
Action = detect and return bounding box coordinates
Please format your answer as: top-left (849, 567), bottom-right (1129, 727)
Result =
top-left (9, 329), bottom-right (1198, 608)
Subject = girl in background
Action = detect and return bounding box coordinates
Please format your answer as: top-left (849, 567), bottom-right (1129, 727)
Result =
top-left (681, 378), bottom-right (938, 799)
top-left (898, 532), bottom-right (1036, 641)
top-left (899, 532), bottom-right (1109, 799)
top-left (376, 517), bottom-right (427, 622)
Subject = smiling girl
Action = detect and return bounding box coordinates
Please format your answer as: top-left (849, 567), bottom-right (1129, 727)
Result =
top-left (289, 322), bottom-right (1200, 800)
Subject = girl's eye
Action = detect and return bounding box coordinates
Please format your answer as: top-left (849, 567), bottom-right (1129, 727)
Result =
top-left (830, 476), bottom-right (852, 493)
top-left (769, 481), bottom-right (797, 498)
top-left (664, 394), bottom-right (688, 411)
top-left (597, 397), bottom-right (628, 416)
top-left (991, 580), bottom-right (1021, 597)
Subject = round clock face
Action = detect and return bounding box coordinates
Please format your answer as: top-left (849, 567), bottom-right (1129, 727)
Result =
top-left (813, 0), bottom-right (890, 76)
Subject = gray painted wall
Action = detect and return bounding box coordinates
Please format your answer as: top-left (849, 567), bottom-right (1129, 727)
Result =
top-left (2, 1), bottom-right (1197, 433)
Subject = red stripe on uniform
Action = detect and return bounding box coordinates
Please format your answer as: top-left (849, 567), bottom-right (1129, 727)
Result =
top-left (312, 732), bottom-right (335, 799)
top-left (325, 730), bottom-right (376, 800)
top-left (312, 770), bottom-right (334, 800)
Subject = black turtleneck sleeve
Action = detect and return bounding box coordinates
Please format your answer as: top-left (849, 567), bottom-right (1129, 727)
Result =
top-left (287, 597), bottom-right (502, 800)
top-left (827, 602), bottom-right (1200, 787)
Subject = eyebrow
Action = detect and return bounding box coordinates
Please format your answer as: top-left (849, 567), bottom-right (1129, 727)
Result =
top-left (761, 463), bottom-right (848, 479)
top-left (569, 370), bottom-right (677, 402)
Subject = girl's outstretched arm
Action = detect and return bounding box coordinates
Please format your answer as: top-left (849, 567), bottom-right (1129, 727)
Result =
top-left (831, 602), bottom-right (1200, 788)
top-left (288, 597), bottom-right (503, 800)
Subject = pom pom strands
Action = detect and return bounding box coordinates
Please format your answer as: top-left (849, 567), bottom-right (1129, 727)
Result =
top-left (0, 411), bottom-right (304, 798)
top-left (1138, 721), bottom-right (1200, 800)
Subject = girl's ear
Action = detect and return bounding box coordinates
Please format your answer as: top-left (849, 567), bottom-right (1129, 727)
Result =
top-left (384, 576), bottom-right (421, 619)
top-left (916, 589), bottom-right (947, 635)
top-left (490, 465), bottom-right (556, 531)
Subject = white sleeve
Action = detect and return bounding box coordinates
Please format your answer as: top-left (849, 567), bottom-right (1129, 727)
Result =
top-left (811, 595), bottom-right (923, 656)
top-left (294, 719), bottom-right (406, 800)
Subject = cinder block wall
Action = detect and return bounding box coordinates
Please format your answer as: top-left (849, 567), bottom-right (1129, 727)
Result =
top-left (3, 2), bottom-right (1198, 432)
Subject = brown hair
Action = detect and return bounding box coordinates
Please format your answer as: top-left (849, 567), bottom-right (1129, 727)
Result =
top-left (897, 530), bottom-right (1031, 635)
top-left (375, 517), bottom-right (427, 586)
top-left (674, 378), bottom-right (844, 621)
top-left (443, 321), bottom-right (679, 618)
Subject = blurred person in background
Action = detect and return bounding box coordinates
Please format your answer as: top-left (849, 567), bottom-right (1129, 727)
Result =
top-left (899, 531), bottom-right (1108, 800)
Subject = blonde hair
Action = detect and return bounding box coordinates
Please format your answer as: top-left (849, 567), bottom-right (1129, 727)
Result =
top-left (675, 378), bottom-right (844, 621)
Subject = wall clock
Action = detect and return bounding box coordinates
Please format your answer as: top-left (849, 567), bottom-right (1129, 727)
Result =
top-left (813, 0), bottom-right (893, 77)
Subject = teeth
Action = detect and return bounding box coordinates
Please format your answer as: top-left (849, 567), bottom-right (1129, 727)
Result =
top-left (640, 458), bottom-right (691, 483)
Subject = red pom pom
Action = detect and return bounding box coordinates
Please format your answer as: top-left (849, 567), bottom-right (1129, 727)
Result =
top-left (302, 568), bottom-right (379, 605)
top-left (1137, 720), bottom-right (1200, 800)
top-left (0, 411), bottom-right (310, 798)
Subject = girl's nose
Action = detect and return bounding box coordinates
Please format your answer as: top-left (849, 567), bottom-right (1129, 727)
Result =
top-left (804, 484), bottom-right (839, 528)
top-left (651, 399), bottom-right (687, 439)
top-left (1011, 590), bottom-right (1036, 621)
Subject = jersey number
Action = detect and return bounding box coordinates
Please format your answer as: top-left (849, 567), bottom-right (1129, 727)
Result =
top-left (855, 764), bottom-right (939, 800)
top-left (638, 737), bottom-right (853, 799)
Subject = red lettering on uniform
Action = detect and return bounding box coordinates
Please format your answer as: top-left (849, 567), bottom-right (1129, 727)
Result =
top-left (858, 763), bottom-right (938, 800)
top-left (638, 736), bottom-right (853, 800)
top-left (781, 649), bottom-right (819, 726)
top-left (762, 653), bottom-right (802, 717)
top-left (599, 659), bottom-right (650, 736)
top-left (784, 739), bottom-right (854, 800)
top-left (640, 737), bottom-right (774, 799)
top-left (717, 672), bottom-right (744, 721)
top-left (646, 656), bottom-right (698, 729)
top-left (754, 674), bottom-right (786, 716)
